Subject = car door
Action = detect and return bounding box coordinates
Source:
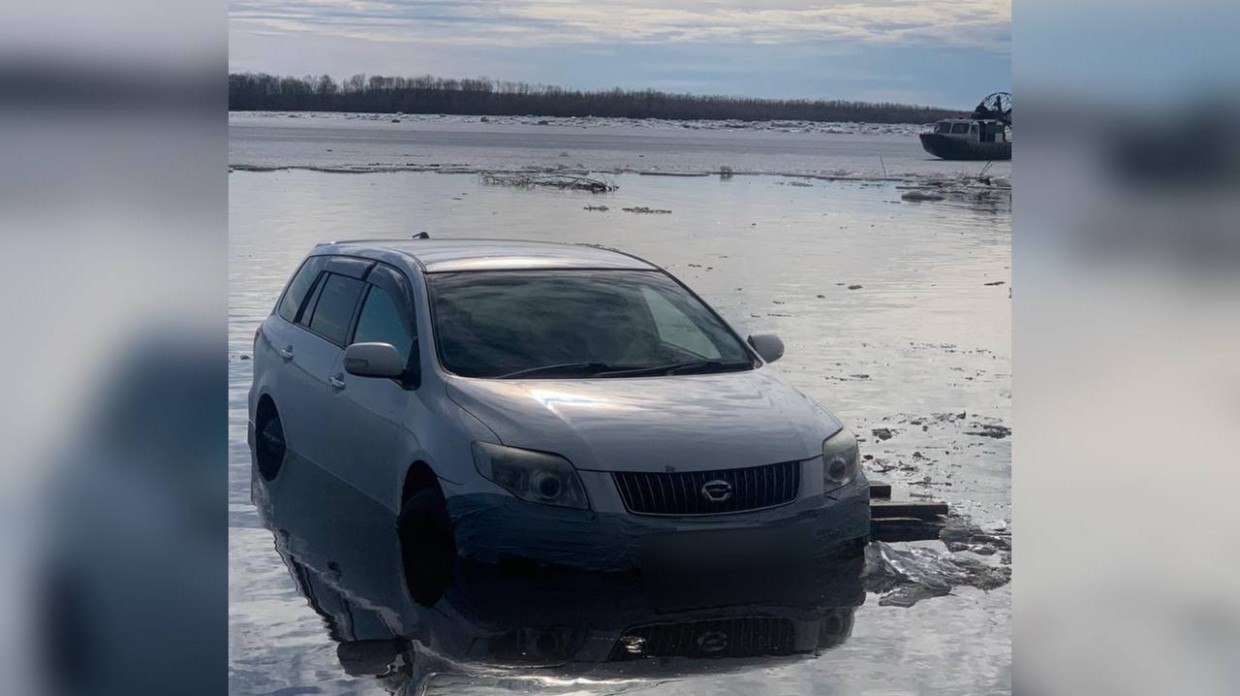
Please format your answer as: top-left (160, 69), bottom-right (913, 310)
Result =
top-left (332, 263), bottom-right (426, 511)
top-left (260, 255), bottom-right (327, 468)
top-left (281, 257), bottom-right (372, 478)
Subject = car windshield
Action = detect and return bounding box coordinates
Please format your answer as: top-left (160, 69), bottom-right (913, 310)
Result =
top-left (427, 269), bottom-right (755, 379)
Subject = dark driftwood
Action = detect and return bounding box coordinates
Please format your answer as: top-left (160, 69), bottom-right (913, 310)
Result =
top-left (871, 499), bottom-right (950, 519)
top-left (479, 172), bottom-right (617, 193)
top-left (872, 516), bottom-right (948, 543)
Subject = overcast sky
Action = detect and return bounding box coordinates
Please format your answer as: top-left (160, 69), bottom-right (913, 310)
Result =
top-left (229, 0), bottom-right (1010, 109)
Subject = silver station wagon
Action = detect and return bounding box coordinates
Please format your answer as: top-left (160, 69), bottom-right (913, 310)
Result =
top-left (249, 239), bottom-right (869, 585)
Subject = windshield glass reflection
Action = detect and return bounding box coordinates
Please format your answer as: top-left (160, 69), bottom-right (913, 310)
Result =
top-left (427, 270), bottom-right (754, 379)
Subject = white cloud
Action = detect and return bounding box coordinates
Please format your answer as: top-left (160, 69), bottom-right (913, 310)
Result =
top-left (230, 0), bottom-right (1010, 52)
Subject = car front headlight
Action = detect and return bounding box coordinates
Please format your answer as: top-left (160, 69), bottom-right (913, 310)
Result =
top-left (822, 428), bottom-right (859, 491)
top-left (472, 442), bottom-right (590, 510)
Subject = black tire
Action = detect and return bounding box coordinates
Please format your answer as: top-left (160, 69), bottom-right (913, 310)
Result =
top-left (397, 486), bottom-right (455, 606)
top-left (255, 409), bottom-right (286, 481)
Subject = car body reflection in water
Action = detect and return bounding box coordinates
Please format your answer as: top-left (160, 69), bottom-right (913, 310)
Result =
top-left (254, 451), bottom-right (865, 695)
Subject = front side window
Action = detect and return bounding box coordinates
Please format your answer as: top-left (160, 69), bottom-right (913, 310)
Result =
top-left (307, 273), bottom-right (365, 346)
top-left (427, 270), bottom-right (753, 379)
top-left (277, 256), bottom-right (327, 322)
top-left (951, 122), bottom-right (971, 134)
top-left (353, 285), bottom-right (415, 360)
top-left (935, 122), bottom-right (952, 134)
top-left (640, 287), bottom-right (721, 359)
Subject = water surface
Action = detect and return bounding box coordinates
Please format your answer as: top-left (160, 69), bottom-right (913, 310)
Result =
top-left (229, 169), bottom-right (1010, 694)
top-left (230, 112), bottom-right (1012, 181)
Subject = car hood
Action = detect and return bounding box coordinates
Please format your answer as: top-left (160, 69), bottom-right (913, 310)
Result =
top-left (443, 368), bottom-right (840, 473)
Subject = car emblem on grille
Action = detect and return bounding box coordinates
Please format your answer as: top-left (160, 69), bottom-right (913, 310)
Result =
top-left (696, 630), bottom-right (729, 653)
top-left (701, 479), bottom-right (734, 503)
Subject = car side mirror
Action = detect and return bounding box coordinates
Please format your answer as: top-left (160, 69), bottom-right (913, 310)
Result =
top-left (747, 333), bottom-right (785, 364)
top-left (344, 342), bottom-right (406, 378)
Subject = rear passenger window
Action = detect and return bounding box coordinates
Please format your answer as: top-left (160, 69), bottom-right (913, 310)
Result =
top-left (353, 286), bottom-right (415, 360)
top-left (277, 256), bottom-right (327, 322)
top-left (307, 273), bottom-right (365, 346)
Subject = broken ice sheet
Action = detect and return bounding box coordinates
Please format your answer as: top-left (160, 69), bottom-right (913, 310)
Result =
top-left (940, 514), bottom-right (1012, 554)
top-left (864, 541), bottom-right (1011, 608)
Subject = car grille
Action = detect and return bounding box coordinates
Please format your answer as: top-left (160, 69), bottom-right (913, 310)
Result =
top-left (612, 460), bottom-right (800, 515)
top-left (609, 617), bottom-right (797, 661)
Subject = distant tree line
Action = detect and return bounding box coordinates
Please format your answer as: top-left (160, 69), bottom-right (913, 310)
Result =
top-left (229, 73), bottom-right (963, 124)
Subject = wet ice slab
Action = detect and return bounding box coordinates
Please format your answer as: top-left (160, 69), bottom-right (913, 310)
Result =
top-left (865, 540), bottom-right (1011, 608)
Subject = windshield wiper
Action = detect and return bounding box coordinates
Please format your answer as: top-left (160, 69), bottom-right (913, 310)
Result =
top-left (497, 362), bottom-right (615, 379)
top-left (499, 359), bottom-right (754, 379)
top-left (667, 359), bottom-right (753, 375)
top-left (597, 359), bottom-right (753, 377)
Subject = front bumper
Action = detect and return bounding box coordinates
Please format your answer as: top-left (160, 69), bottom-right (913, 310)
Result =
top-left (444, 474), bottom-right (870, 572)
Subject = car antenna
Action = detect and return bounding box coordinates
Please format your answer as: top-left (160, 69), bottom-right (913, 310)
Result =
top-left (412, 231), bottom-right (431, 240)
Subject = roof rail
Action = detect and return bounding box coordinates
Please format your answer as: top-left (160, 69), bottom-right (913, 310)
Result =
top-left (317, 236), bottom-right (427, 246)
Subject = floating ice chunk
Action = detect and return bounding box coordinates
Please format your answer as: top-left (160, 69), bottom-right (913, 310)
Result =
top-left (864, 541), bottom-right (1011, 607)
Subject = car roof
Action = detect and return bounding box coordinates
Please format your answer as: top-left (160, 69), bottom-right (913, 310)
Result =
top-left (314, 238), bottom-right (658, 274)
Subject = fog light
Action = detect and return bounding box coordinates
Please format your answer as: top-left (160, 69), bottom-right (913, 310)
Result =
top-left (619, 635), bottom-right (645, 654)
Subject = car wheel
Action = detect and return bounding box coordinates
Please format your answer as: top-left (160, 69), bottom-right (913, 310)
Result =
top-left (255, 409), bottom-right (287, 481)
top-left (397, 486), bottom-right (455, 606)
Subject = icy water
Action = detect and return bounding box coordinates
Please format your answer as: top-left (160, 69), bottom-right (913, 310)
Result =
top-left (230, 167), bottom-right (1010, 694)
top-left (230, 111), bottom-right (1011, 181)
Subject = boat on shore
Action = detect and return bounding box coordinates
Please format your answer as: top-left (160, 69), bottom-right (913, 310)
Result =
top-left (920, 92), bottom-right (1011, 161)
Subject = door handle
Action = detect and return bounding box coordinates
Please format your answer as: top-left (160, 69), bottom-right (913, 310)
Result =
top-left (329, 373), bottom-right (347, 391)
top-left (277, 345), bottom-right (294, 361)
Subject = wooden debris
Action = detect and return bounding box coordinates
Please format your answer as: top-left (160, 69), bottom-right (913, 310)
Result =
top-left (869, 478), bottom-right (949, 542)
top-left (872, 516), bottom-right (947, 543)
top-left (872, 499), bottom-right (950, 518)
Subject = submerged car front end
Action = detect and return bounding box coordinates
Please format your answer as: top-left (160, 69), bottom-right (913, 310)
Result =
top-left (415, 261), bottom-right (869, 572)
top-left (438, 370), bottom-right (870, 572)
